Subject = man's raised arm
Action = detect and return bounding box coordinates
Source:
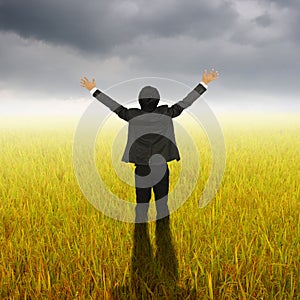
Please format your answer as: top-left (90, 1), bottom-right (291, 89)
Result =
top-left (80, 77), bottom-right (130, 121)
top-left (166, 68), bottom-right (220, 118)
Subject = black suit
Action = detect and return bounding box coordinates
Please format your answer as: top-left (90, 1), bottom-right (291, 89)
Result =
top-left (92, 83), bottom-right (207, 165)
top-left (91, 83), bottom-right (207, 221)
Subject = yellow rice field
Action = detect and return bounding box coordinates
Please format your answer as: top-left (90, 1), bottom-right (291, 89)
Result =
top-left (0, 113), bottom-right (299, 299)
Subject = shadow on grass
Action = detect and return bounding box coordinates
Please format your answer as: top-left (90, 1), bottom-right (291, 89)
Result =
top-left (110, 217), bottom-right (197, 299)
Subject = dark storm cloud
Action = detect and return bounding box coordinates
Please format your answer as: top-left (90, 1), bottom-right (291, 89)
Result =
top-left (267, 0), bottom-right (298, 7)
top-left (0, 0), bottom-right (238, 55)
top-left (260, 0), bottom-right (300, 43)
top-left (0, 0), bottom-right (299, 111)
top-left (254, 13), bottom-right (272, 27)
top-left (0, 0), bottom-right (113, 54)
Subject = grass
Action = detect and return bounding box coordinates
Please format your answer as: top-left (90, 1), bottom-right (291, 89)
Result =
top-left (0, 113), bottom-right (299, 299)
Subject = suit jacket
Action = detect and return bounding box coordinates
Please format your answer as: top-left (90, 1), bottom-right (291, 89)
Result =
top-left (92, 83), bottom-right (207, 165)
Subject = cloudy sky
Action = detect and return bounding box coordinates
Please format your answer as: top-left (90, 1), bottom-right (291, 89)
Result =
top-left (0, 0), bottom-right (299, 114)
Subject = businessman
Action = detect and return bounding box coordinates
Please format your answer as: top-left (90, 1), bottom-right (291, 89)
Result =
top-left (80, 68), bottom-right (219, 223)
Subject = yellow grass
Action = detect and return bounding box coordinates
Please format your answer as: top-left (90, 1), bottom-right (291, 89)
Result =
top-left (0, 113), bottom-right (299, 299)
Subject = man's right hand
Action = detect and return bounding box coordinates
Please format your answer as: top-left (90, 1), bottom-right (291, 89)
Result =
top-left (202, 68), bottom-right (220, 85)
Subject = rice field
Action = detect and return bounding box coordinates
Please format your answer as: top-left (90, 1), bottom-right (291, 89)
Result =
top-left (0, 113), bottom-right (299, 299)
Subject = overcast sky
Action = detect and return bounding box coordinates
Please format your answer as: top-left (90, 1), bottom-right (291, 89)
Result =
top-left (0, 0), bottom-right (299, 114)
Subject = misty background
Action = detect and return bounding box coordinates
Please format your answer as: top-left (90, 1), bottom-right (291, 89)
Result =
top-left (0, 0), bottom-right (299, 115)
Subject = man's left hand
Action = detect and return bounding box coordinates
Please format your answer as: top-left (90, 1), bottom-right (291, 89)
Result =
top-left (80, 77), bottom-right (96, 91)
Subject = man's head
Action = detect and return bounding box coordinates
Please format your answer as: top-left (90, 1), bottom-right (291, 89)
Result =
top-left (138, 86), bottom-right (160, 112)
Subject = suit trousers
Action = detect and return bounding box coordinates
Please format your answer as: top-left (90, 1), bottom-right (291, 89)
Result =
top-left (134, 163), bottom-right (170, 222)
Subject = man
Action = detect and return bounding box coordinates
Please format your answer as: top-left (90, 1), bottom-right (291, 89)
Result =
top-left (80, 68), bottom-right (219, 223)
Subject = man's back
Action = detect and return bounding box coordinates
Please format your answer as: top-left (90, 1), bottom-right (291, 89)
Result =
top-left (90, 83), bottom-right (208, 165)
top-left (122, 108), bottom-right (180, 165)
